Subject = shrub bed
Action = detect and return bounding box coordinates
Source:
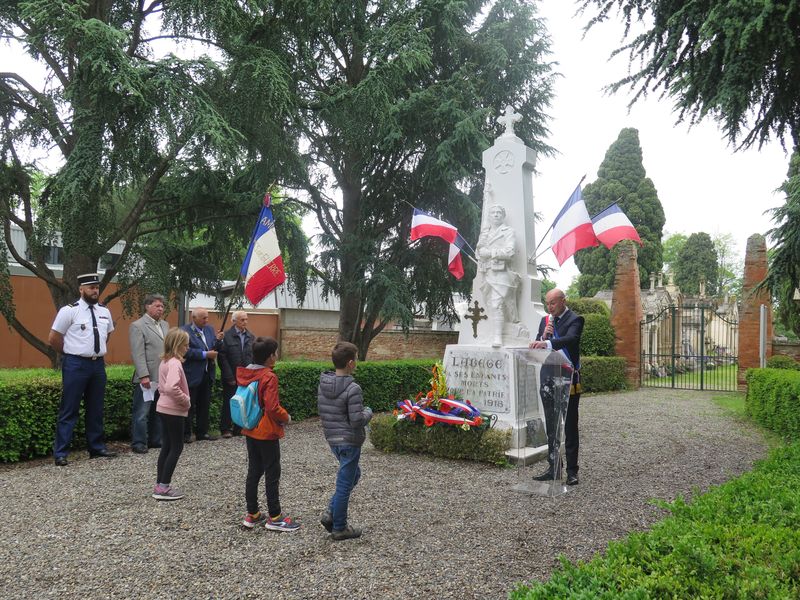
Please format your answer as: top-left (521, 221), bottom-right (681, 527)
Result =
top-left (745, 368), bottom-right (800, 440)
top-left (581, 314), bottom-right (615, 356)
top-left (0, 360), bottom-right (435, 462)
top-left (580, 356), bottom-right (627, 393)
top-left (0, 355), bottom-right (625, 463)
top-left (511, 443), bottom-right (800, 599)
top-left (766, 354), bottom-right (800, 370)
top-left (369, 412), bottom-right (511, 465)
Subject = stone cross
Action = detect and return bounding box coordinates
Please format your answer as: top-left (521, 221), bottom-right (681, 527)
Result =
top-left (499, 105), bottom-right (522, 137)
top-left (463, 300), bottom-right (487, 338)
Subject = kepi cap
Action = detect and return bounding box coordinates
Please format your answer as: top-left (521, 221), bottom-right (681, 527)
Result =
top-left (77, 273), bottom-right (100, 286)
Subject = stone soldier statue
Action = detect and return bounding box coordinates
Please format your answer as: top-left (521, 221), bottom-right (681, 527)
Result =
top-left (476, 203), bottom-right (521, 347)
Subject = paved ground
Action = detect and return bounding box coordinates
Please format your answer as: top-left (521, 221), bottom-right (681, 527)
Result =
top-left (0, 389), bottom-right (768, 599)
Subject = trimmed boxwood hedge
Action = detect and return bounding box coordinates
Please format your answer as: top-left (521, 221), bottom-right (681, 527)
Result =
top-left (0, 360), bottom-right (437, 462)
top-left (745, 367), bottom-right (800, 440)
top-left (0, 353), bottom-right (627, 462)
top-left (511, 442), bottom-right (800, 599)
top-left (581, 313), bottom-right (615, 356)
top-left (580, 356), bottom-right (626, 392)
top-left (766, 354), bottom-right (800, 370)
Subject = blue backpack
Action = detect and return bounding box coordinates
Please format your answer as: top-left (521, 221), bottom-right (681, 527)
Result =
top-left (229, 381), bottom-right (262, 429)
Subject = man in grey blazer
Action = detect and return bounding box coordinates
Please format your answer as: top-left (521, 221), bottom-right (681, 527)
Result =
top-left (129, 294), bottom-right (169, 453)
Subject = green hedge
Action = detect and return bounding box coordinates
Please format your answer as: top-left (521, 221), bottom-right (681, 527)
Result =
top-left (369, 412), bottom-right (511, 465)
top-left (766, 354), bottom-right (800, 370)
top-left (580, 356), bottom-right (627, 393)
top-left (0, 355), bottom-right (626, 463)
top-left (581, 313), bottom-right (615, 356)
top-left (277, 359), bottom-right (435, 419)
top-left (0, 360), bottom-right (436, 462)
top-left (745, 368), bottom-right (800, 440)
top-left (511, 443), bottom-right (800, 599)
top-left (568, 298), bottom-right (610, 316)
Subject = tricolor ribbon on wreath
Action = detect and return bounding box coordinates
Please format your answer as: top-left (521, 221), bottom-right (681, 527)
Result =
top-left (396, 397), bottom-right (483, 429)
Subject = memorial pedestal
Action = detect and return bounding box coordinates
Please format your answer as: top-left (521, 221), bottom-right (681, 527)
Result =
top-left (444, 345), bottom-right (572, 496)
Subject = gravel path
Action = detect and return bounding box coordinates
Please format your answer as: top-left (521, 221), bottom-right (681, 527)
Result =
top-left (0, 389), bottom-right (767, 599)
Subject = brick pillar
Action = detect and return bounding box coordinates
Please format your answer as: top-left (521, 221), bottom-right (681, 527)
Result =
top-left (738, 234), bottom-right (773, 387)
top-left (611, 242), bottom-right (643, 389)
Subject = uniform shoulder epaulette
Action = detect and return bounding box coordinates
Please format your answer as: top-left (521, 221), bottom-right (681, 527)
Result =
top-left (69, 301), bottom-right (79, 307)
top-left (98, 302), bottom-right (107, 308)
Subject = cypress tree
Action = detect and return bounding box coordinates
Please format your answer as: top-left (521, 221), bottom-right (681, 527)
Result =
top-left (674, 232), bottom-right (719, 296)
top-left (574, 128), bottom-right (665, 296)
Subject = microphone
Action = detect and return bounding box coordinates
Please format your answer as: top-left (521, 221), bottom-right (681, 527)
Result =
top-left (544, 315), bottom-right (553, 340)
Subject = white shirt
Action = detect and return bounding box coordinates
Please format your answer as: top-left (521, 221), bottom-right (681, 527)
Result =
top-left (51, 298), bottom-right (115, 357)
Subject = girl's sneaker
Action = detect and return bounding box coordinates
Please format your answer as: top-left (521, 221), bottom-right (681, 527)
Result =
top-left (265, 515), bottom-right (300, 532)
top-left (242, 512), bottom-right (268, 529)
top-left (153, 485), bottom-right (184, 501)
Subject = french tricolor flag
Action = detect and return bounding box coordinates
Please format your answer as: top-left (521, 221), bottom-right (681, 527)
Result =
top-left (447, 234), bottom-right (466, 280)
top-left (410, 209), bottom-right (458, 244)
top-left (240, 193), bottom-right (286, 305)
top-left (591, 203), bottom-right (642, 249)
top-left (550, 185), bottom-right (599, 265)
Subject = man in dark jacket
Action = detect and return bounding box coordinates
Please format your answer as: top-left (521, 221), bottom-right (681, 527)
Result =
top-left (181, 308), bottom-right (223, 442)
top-left (218, 311), bottom-right (254, 437)
top-left (317, 341), bottom-right (373, 541)
top-left (529, 288), bottom-right (584, 486)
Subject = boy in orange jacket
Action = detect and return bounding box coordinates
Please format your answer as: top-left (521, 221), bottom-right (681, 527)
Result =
top-left (239, 337), bottom-right (299, 531)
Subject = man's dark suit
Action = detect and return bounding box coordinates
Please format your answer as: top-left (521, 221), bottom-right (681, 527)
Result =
top-left (218, 326), bottom-right (254, 434)
top-left (181, 323), bottom-right (222, 439)
top-left (536, 308), bottom-right (584, 477)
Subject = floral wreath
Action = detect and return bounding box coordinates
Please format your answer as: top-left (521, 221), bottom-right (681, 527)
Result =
top-left (395, 362), bottom-right (483, 430)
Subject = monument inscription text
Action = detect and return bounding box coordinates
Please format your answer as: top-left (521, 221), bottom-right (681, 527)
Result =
top-left (445, 348), bottom-right (512, 414)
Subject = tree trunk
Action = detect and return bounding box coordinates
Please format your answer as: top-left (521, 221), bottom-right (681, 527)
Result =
top-left (336, 173), bottom-right (365, 348)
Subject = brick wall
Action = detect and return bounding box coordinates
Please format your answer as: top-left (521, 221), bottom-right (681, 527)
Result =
top-left (610, 242), bottom-right (643, 388)
top-left (280, 327), bottom-right (458, 361)
top-left (773, 341), bottom-right (800, 362)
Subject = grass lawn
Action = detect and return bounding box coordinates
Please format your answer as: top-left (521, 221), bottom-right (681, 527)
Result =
top-left (643, 363), bottom-right (738, 390)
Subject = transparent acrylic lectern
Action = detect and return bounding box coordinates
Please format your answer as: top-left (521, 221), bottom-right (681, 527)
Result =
top-left (510, 348), bottom-right (573, 497)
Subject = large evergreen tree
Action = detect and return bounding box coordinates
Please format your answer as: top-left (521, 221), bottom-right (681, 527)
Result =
top-left (578, 0), bottom-right (800, 149)
top-left (574, 128), bottom-right (665, 296)
top-left (216, 0), bottom-right (556, 358)
top-left (673, 232), bottom-right (718, 296)
top-left (766, 149), bottom-right (800, 337)
top-left (0, 1), bottom-right (307, 365)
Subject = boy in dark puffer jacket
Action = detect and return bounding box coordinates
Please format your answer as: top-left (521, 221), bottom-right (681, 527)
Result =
top-left (317, 341), bottom-right (373, 541)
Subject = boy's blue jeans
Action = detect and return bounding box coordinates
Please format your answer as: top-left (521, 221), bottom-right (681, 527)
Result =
top-left (329, 445), bottom-right (362, 531)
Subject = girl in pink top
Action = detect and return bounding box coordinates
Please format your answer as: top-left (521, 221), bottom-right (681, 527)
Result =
top-left (153, 328), bottom-right (191, 501)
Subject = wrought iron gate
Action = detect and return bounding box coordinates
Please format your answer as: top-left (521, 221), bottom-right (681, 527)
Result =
top-left (640, 303), bottom-right (739, 391)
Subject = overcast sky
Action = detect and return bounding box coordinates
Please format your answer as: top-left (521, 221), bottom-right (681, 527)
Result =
top-left (534, 1), bottom-right (791, 290)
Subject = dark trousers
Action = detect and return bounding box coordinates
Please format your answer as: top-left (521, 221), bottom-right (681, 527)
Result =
top-left (245, 436), bottom-right (281, 518)
top-left (186, 372), bottom-right (212, 438)
top-left (541, 390), bottom-right (581, 476)
top-left (54, 355), bottom-right (107, 458)
top-left (220, 381), bottom-right (241, 434)
top-left (157, 413), bottom-right (185, 485)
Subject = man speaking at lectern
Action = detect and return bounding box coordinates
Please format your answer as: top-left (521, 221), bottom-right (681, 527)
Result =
top-left (529, 288), bottom-right (584, 486)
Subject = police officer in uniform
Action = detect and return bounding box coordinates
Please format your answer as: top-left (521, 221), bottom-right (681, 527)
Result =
top-left (49, 273), bottom-right (117, 466)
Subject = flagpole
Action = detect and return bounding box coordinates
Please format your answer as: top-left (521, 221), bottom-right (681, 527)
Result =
top-left (220, 274), bottom-right (243, 331)
top-left (532, 175), bottom-right (587, 257)
top-left (590, 197), bottom-right (624, 220)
